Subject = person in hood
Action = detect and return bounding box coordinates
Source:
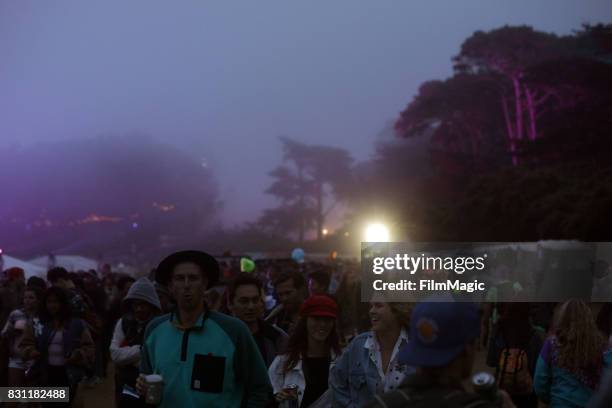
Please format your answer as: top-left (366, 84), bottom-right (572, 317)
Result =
top-left (110, 277), bottom-right (161, 408)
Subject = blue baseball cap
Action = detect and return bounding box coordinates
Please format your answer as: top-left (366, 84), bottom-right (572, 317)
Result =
top-left (399, 296), bottom-right (480, 367)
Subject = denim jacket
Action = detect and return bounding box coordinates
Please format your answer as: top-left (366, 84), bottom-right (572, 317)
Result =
top-left (269, 352), bottom-right (338, 407)
top-left (329, 330), bottom-right (415, 407)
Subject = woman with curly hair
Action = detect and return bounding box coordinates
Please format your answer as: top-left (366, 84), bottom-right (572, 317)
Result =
top-left (330, 298), bottom-right (415, 407)
top-left (534, 300), bottom-right (612, 407)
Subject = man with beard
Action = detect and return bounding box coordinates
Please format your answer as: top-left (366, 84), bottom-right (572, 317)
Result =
top-left (136, 250), bottom-right (271, 407)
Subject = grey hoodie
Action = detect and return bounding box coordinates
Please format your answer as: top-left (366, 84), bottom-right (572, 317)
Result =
top-left (122, 277), bottom-right (161, 311)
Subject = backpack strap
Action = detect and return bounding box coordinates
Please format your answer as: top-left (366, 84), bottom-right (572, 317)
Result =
top-left (497, 348), bottom-right (510, 387)
top-left (512, 350), bottom-right (525, 388)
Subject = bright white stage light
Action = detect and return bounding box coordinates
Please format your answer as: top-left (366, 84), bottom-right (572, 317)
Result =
top-left (364, 223), bottom-right (390, 242)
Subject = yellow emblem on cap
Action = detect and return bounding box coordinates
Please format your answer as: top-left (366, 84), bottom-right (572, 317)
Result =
top-left (416, 318), bottom-right (439, 344)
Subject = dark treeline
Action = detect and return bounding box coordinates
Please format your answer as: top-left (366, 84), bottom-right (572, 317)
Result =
top-left (263, 24), bottom-right (612, 243)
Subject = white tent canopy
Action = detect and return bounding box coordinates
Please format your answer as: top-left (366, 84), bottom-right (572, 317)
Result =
top-left (30, 255), bottom-right (98, 272)
top-left (473, 240), bottom-right (592, 254)
top-left (2, 255), bottom-right (47, 280)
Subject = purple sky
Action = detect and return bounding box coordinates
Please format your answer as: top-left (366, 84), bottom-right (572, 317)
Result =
top-left (1, 1), bottom-right (611, 226)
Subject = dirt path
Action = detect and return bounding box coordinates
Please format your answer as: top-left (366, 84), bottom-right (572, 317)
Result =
top-left (71, 351), bottom-right (546, 407)
top-left (72, 364), bottom-right (115, 408)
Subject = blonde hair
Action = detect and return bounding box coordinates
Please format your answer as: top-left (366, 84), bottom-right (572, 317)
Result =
top-left (389, 302), bottom-right (413, 329)
top-left (369, 293), bottom-right (413, 328)
top-left (554, 300), bottom-right (606, 370)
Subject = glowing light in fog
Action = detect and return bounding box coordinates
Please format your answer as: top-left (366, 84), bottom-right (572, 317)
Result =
top-left (364, 223), bottom-right (390, 242)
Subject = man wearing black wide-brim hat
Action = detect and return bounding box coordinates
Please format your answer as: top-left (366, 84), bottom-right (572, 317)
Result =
top-left (135, 250), bottom-right (272, 407)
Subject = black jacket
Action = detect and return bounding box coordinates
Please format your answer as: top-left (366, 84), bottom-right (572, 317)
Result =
top-left (366, 373), bottom-right (501, 408)
top-left (253, 319), bottom-right (288, 368)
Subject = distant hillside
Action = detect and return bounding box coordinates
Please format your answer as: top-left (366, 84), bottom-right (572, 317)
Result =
top-left (0, 134), bottom-right (220, 257)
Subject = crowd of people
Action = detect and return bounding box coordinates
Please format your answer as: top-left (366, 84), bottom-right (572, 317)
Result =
top-left (0, 250), bottom-right (611, 407)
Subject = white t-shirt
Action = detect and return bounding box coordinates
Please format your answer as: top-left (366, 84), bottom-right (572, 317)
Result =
top-left (48, 331), bottom-right (66, 366)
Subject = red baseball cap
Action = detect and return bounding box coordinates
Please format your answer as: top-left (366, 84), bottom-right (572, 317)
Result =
top-left (299, 295), bottom-right (338, 318)
top-left (6, 267), bottom-right (24, 281)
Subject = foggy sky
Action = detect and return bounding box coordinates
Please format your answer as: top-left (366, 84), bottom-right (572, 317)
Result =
top-left (1, 0), bottom-right (611, 226)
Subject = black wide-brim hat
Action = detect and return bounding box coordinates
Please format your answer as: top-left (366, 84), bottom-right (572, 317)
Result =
top-left (155, 250), bottom-right (219, 289)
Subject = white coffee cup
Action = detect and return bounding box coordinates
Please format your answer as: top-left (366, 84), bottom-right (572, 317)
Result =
top-left (14, 319), bottom-right (26, 331)
top-left (144, 374), bottom-right (164, 405)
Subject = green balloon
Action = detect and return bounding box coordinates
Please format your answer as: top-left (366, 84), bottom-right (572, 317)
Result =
top-left (241, 257), bottom-right (256, 273)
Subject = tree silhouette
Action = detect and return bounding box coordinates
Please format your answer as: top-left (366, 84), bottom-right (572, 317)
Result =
top-left (395, 73), bottom-right (508, 175)
top-left (386, 24), bottom-right (612, 241)
top-left (260, 137), bottom-right (353, 242)
top-left (452, 26), bottom-right (569, 164)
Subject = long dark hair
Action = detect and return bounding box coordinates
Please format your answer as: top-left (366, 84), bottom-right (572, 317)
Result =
top-left (23, 287), bottom-right (44, 316)
top-left (282, 316), bottom-right (341, 374)
top-left (40, 286), bottom-right (72, 324)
